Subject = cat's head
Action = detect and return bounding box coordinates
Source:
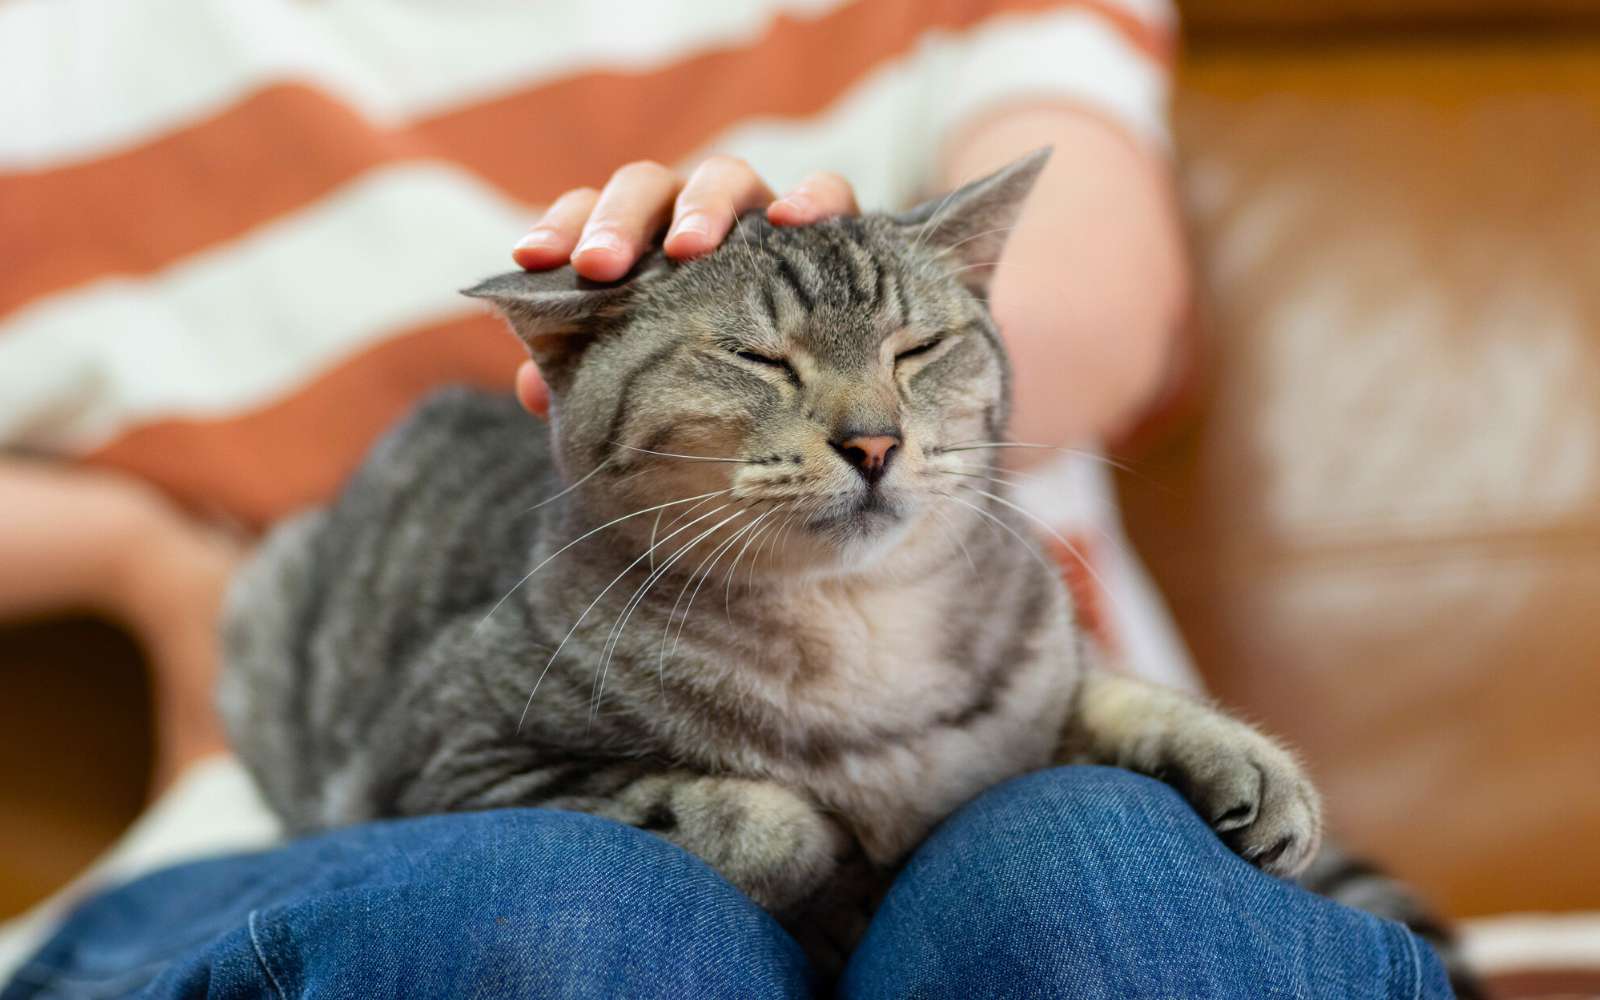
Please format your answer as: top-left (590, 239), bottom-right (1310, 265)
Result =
top-left (465, 150), bottom-right (1048, 576)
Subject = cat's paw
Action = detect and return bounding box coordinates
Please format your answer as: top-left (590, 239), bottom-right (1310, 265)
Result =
top-left (668, 777), bottom-right (848, 912)
top-left (1155, 720), bottom-right (1323, 877)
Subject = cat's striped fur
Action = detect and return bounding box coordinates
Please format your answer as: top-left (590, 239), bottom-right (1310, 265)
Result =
top-left (221, 151), bottom-right (1383, 973)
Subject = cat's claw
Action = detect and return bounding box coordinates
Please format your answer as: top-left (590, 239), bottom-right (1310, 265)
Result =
top-left (1157, 722), bottom-right (1323, 877)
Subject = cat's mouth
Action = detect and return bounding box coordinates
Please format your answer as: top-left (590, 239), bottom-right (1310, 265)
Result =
top-left (804, 489), bottom-right (903, 534)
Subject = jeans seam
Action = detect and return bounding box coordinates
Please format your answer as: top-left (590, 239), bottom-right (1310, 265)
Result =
top-left (1394, 919), bottom-right (1424, 1000)
top-left (247, 909), bottom-right (290, 1000)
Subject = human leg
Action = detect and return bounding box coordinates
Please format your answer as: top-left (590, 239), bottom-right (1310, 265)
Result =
top-left (4, 808), bottom-right (810, 1000)
top-left (843, 766), bottom-right (1452, 1000)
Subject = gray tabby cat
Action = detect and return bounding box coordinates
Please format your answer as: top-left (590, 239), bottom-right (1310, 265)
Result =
top-left (219, 150), bottom-right (1323, 967)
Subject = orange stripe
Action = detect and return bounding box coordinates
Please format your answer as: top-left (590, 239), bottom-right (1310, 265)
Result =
top-left (418, 0), bottom-right (1173, 201)
top-left (1, 84), bottom-right (418, 323)
top-left (1046, 532), bottom-right (1119, 653)
top-left (0, 0), bottom-right (1171, 322)
top-left (82, 314), bottom-right (524, 529)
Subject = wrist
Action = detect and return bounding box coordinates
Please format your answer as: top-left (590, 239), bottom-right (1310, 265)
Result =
top-left (103, 497), bottom-right (240, 643)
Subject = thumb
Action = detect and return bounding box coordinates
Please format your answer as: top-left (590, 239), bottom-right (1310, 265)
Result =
top-left (515, 361), bottom-right (551, 420)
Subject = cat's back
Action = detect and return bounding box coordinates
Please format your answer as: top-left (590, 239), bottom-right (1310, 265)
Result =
top-left (220, 386), bottom-right (555, 823)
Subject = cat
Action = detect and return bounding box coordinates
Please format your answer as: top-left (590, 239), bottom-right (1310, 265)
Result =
top-left (219, 150), bottom-right (1324, 970)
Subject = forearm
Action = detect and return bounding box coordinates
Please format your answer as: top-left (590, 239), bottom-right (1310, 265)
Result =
top-left (0, 458), bottom-right (238, 787)
top-left (940, 105), bottom-right (1190, 449)
top-left (0, 459), bottom-right (180, 623)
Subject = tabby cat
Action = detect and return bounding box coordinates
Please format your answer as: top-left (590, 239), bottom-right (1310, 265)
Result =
top-left (220, 151), bottom-right (1326, 969)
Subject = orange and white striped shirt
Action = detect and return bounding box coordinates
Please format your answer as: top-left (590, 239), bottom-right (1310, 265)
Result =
top-left (0, 2), bottom-right (1201, 968)
top-left (0, 0), bottom-right (1193, 686)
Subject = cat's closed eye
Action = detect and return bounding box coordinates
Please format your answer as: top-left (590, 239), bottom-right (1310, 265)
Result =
top-left (731, 348), bottom-right (800, 384)
top-left (894, 337), bottom-right (945, 363)
top-left (734, 349), bottom-right (788, 368)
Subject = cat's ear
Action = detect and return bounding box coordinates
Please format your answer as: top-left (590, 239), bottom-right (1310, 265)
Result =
top-left (461, 254), bottom-right (667, 393)
top-left (894, 147), bottom-right (1051, 297)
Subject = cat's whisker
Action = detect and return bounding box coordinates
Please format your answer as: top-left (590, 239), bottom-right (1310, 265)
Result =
top-left (481, 487), bottom-right (732, 634)
top-left (947, 482), bottom-right (1136, 629)
top-left (723, 504), bottom-right (787, 617)
top-left (935, 467), bottom-right (1129, 556)
top-left (936, 441), bottom-right (1151, 482)
top-left (658, 490), bottom-right (726, 536)
top-left (591, 502), bottom-right (757, 720)
top-left (517, 501), bottom-right (739, 732)
top-left (776, 502), bottom-right (806, 550)
top-left (925, 503), bottom-right (978, 572)
top-left (667, 506), bottom-right (772, 662)
top-left (524, 465), bottom-right (653, 515)
top-left (933, 466), bottom-right (1035, 492)
top-left (657, 508), bottom-right (757, 677)
top-left (930, 489), bottom-right (1057, 577)
top-left (648, 507), bottom-right (664, 573)
top-left (749, 508), bottom-right (801, 591)
top-left (523, 457), bottom-right (608, 511)
top-left (945, 459), bottom-right (1047, 483)
top-left (611, 442), bottom-right (753, 465)
top-left (640, 504), bottom-right (762, 698)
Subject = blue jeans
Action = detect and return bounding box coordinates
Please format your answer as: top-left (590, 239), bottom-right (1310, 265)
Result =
top-left (3, 767), bottom-right (1452, 999)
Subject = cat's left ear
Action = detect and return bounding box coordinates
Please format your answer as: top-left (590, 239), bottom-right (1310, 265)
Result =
top-left (461, 253), bottom-right (668, 393)
top-left (894, 147), bottom-right (1051, 297)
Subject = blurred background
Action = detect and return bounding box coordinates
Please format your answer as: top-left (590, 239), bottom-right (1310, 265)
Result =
top-left (2, 1), bottom-right (1598, 996)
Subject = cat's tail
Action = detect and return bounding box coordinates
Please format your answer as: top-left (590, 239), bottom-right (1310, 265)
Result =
top-left (1297, 840), bottom-right (1486, 999)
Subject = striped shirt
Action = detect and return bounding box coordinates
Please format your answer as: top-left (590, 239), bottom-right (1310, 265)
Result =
top-left (0, 2), bottom-right (1202, 971)
top-left (0, 0), bottom-right (1193, 684)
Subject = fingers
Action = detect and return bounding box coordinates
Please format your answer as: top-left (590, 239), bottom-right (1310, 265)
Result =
top-left (510, 161), bottom-right (860, 282)
top-left (515, 361), bottom-right (551, 420)
top-left (663, 156), bottom-right (775, 260)
top-left (573, 161), bottom-right (682, 281)
top-left (768, 172), bottom-right (858, 227)
top-left (512, 187), bottom-right (600, 270)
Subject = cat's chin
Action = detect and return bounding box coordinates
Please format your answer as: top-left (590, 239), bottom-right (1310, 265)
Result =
top-left (790, 492), bottom-right (923, 571)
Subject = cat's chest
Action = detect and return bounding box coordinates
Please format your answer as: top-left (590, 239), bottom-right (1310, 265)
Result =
top-left (731, 580), bottom-right (1076, 861)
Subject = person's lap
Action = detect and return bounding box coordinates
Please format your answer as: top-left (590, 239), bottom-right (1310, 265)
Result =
top-left (0, 766), bottom-right (1452, 1000)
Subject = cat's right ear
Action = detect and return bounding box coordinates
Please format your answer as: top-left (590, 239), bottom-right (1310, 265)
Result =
top-left (462, 255), bottom-right (665, 393)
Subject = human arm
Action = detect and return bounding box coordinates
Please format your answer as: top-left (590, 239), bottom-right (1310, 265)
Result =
top-left (0, 459), bottom-right (236, 788)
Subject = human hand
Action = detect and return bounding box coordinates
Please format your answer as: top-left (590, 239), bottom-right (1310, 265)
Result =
top-left (508, 157), bottom-right (859, 418)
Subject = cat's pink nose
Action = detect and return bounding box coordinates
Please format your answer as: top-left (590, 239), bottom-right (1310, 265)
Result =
top-left (832, 433), bottom-right (901, 486)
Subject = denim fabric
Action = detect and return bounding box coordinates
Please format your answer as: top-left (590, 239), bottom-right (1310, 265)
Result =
top-left (842, 767), bottom-right (1453, 1000)
top-left (3, 766), bottom-right (1452, 999)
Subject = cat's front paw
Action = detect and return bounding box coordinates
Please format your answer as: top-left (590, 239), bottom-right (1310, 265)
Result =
top-left (1155, 721), bottom-right (1323, 877)
top-left (668, 777), bottom-right (848, 912)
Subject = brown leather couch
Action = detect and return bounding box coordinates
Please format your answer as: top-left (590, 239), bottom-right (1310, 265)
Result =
top-left (1122, 0), bottom-right (1600, 926)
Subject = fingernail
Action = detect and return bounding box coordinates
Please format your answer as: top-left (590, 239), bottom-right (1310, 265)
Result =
top-left (670, 211), bottom-right (713, 240)
top-left (514, 228), bottom-right (559, 251)
top-left (575, 229), bottom-right (625, 257)
top-left (774, 194), bottom-right (813, 217)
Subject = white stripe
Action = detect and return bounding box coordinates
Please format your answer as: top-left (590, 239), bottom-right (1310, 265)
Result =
top-left (1100, 0), bottom-right (1179, 28)
top-left (0, 0), bottom-right (849, 170)
top-left (1460, 912), bottom-right (1600, 974)
top-left (0, 162), bottom-right (531, 450)
top-left (692, 8), bottom-right (1171, 212)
